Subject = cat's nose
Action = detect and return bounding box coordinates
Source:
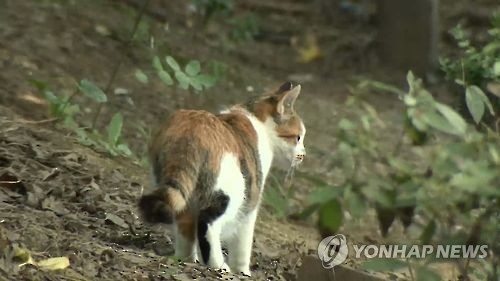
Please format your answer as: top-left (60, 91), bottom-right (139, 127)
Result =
top-left (296, 153), bottom-right (305, 161)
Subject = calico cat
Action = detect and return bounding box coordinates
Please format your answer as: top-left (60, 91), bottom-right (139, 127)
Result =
top-left (138, 81), bottom-right (306, 276)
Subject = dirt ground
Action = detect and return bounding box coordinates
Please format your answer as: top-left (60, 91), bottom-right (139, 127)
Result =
top-left (0, 0), bottom-right (498, 280)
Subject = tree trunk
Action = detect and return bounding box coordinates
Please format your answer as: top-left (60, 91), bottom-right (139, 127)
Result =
top-left (377, 0), bottom-right (439, 78)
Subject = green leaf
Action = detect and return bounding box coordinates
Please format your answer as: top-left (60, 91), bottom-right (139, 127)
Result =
top-left (307, 186), bottom-right (342, 205)
top-left (185, 60), bottom-right (201, 76)
top-left (189, 78), bottom-right (203, 91)
top-left (407, 108), bottom-right (428, 132)
top-left (416, 267), bottom-right (442, 281)
top-left (106, 113), bottom-right (123, 145)
top-left (63, 104), bottom-right (80, 116)
top-left (465, 86), bottom-right (485, 123)
top-left (434, 103), bottom-right (467, 135)
top-left (344, 188), bottom-right (365, 218)
top-left (424, 111), bottom-right (461, 135)
top-left (78, 79), bottom-right (107, 103)
top-left (264, 187), bottom-right (288, 218)
top-left (134, 69), bottom-right (148, 84)
top-left (360, 259), bottom-right (408, 272)
top-left (469, 85), bottom-right (494, 116)
top-left (376, 205), bottom-right (396, 236)
top-left (29, 79), bottom-right (48, 92)
top-left (152, 56), bottom-right (163, 72)
top-left (419, 220), bottom-right (436, 244)
top-left (318, 199), bottom-right (343, 234)
top-left (406, 71), bottom-right (416, 90)
top-left (116, 143), bottom-right (132, 156)
top-left (197, 74), bottom-right (217, 88)
top-left (43, 90), bottom-right (60, 105)
top-left (403, 95), bottom-right (417, 106)
top-left (361, 80), bottom-right (406, 96)
top-left (293, 204), bottom-right (320, 220)
top-left (158, 70), bottom-right (174, 86)
top-left (494, 61), bottom-right (500, 76)
top-left (175, 71), bottom-right (190, 90)
top-left (165, 56), bottom-right (180, 71)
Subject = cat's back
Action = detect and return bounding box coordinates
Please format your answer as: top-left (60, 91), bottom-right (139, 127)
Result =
top-left (150, 109), bottom-right (255, 157)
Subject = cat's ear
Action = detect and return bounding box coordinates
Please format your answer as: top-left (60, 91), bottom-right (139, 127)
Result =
top-left (276, 83), bottom-right (301, 117)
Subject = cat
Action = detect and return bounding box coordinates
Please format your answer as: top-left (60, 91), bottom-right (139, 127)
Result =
top-left (138, 81), bottom-right (306, 276)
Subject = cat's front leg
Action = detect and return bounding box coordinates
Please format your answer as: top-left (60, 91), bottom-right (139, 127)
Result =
top-left (227, 209), bottom-right (258, 276)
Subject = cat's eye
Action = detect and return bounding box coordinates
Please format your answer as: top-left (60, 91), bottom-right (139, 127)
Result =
top-left (297, 136), bottom-right (301, 142)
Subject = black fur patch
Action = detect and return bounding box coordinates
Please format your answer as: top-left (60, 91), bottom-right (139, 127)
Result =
top-left (138, 193), bottom-right (173, 224)
top-left (239, 158), bottom-right (252, 200)
top-left (197, 191), bottom-right (230, 264)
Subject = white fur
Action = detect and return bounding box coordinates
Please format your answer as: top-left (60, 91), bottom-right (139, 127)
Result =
top-left (174, 107), bottom-right (304, 276)
top-left (296, 121), bottom-right (307, 157)
top-left (246, 114), bottom-right (274, 188)
top-left (193, 109), bottom-right (276, 276)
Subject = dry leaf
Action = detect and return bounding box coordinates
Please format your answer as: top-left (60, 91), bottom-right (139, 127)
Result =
top-left (37, 256), bottom-right (70, 270)
top-left (95, 25), bottom-right (111, 36)
top-left (105, 213), bottom-right (129, 229)
top-left (296, 34), bottom-right (323, 63)
top-left (41, 167), bottom-right (60, 181)
top-left (14, 247), bottom-right (35, 267)
top-left (487, 82), bottom-right (500, 98)
top-left (41, 197), bottom-right (69, 215)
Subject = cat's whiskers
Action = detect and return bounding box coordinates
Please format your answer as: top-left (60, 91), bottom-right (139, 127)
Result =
top-left (284, 161), bottom-right (297, 188)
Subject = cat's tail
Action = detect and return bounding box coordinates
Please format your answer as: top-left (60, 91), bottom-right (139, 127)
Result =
top-left (138, 185), bottom-right (187, 224)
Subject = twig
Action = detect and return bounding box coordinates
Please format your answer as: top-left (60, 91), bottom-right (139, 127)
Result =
top-left (0, 180), bottom-right (21, 184)
top-left (2, 118), bottom-right (58, 124)
top-left (406, 258), bottom-right (415, 281)
top-left (91, 0), bottom-right (152, 129)
top-left (391, 127), bottom-right (405, 157)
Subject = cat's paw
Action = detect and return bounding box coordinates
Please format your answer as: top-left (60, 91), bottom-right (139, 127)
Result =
top-left (231, 266), bottom-right (251, 277)
top-left (240, 269), bottom-right (251, 277)
top-left (220, 262), bottom-right (231, 273)
top-left (190, 253), bottom-right (199, 263)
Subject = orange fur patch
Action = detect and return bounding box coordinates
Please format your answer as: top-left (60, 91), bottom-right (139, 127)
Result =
top-left (176, 210), bottom-right (196, 242)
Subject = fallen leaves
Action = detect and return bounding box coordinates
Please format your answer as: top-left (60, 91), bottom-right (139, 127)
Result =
top-left (0, 171), bottom-right (27, 197)
top-left (37, 257), bottom-right (71, 270)
top-left (292, 33), bottom-right (323, 63)
top-left (105, 213), bottom-right (129, 229)
top-left (11, 244), bottom-right (70, 271)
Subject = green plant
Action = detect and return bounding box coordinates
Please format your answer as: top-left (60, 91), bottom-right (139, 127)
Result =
top-left (135, 55), bottom-right (220, 93)
top-left (191, 0), bottom-right (234, 25)
top-left (31, 78), bottom-right (134, 158)
top-left (263, 172), bottom-right (296, 219)
top-left (151, 55), bottom-right (218, 91)
top-left (74, 113), bottom-right (132, 157)
top-left (189, 0), bottom-right (260, 43)
top-left (29, 80), bottom-right (80, 127)
top-left (302, 71), bottom-right (499, 280)
top-left (440, 14), bottom-right (500, 125)
top-left (229, 13), bottom-right (259, 43)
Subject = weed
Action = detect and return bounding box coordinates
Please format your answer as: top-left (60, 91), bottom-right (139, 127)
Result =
top-left (302, 71), bottom-right (499, 280)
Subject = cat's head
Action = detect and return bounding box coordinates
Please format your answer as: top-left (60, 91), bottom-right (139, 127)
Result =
top-left (245, 81), bottom-right (306, 166)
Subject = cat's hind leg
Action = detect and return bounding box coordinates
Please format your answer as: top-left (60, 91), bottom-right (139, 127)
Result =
top-left (197, 191), bottom-right (230, 271)
top-left (227, 208), bottom-right (257, 276)
top-left (174, 210), bottom-right (198, 262)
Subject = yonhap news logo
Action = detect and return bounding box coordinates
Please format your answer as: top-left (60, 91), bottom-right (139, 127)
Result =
top-left (317, 234), bottom-right (488, 269)
top-left (317, 234), bottom-right (349, 269)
